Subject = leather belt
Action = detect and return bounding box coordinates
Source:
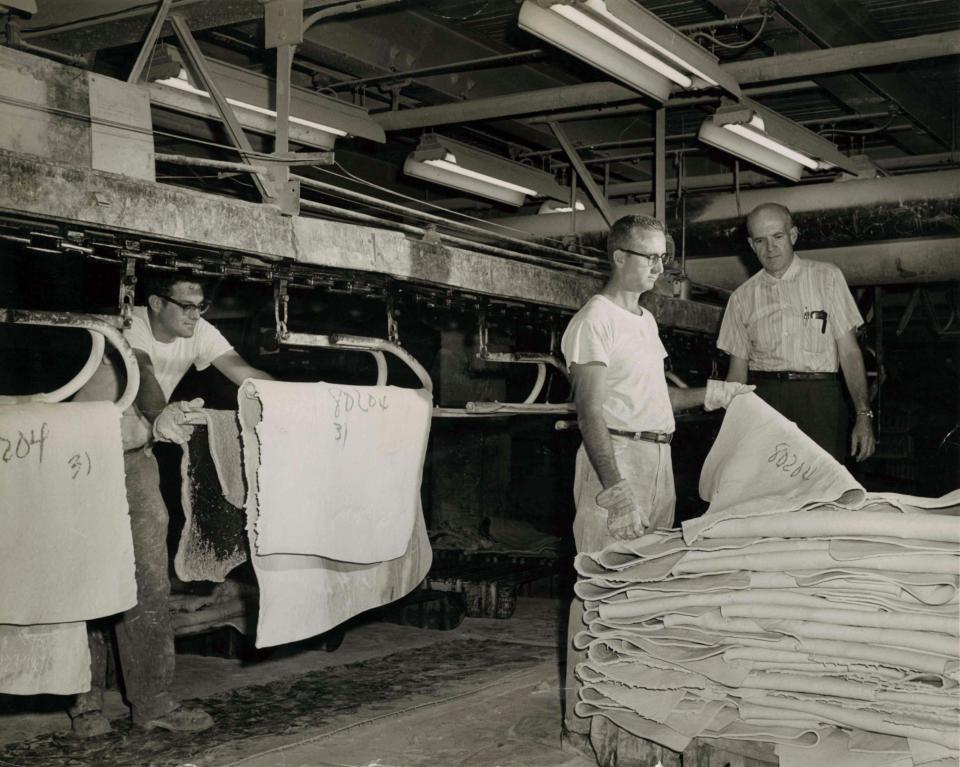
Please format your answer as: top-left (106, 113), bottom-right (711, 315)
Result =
top-left (608, 428), bottom-right (673, 444)
top-left (751, 371), bottom-right (838, 381)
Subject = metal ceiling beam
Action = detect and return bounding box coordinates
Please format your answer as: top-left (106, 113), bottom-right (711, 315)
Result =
top-left (723, 29), bottom-right (960, 84)
top-left (773, 1), bottom-right (955, 149)
top-left (169, 14), bottom-right (274, 203)
top-left (549, 122), bottom-right (614, 228)
top-left (20, 0), bottom-right (333, 53)
top-left (374, 31), bottom-right (960, 131)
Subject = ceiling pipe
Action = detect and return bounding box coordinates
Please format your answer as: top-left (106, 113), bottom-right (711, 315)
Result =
top-left (686, 238), bottom-right (960, 289)
top-left (373, 30), bottom-right (960, 131)
top-left (483, 169), bottom-right (960, 250)
top-left (324, 49), bottom-right (548, 91)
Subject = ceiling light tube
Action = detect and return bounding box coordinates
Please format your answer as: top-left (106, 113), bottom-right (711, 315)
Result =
top-left (404, 135), bottom-right (565, 206)
top-left (698, 119), bottom-right (804, 182)
top-left (424, 152), bottom-right (539, 197)
top-left (723, 115), bottom-right (819, 170)
top-left (518, 0), bottom-right (740, 102)
top-left (699, 98), bottom-right (861, 181)
top-left (155, 74), bottom-right (347, 137)
top-left (552, 4), bottom-right (693, 88)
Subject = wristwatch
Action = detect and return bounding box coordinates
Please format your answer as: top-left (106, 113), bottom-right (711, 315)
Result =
top-left (855, 409), bottom-right (874, 419)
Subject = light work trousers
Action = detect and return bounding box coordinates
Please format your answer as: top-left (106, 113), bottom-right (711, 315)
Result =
top-left (564, 438), bottom-right (676, 735)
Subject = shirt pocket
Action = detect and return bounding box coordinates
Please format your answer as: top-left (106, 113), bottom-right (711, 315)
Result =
top-left (800, 309), bottom-right (830, 354)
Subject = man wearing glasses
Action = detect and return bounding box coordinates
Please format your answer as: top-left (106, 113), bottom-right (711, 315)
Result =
top-left (558, 215), bottom-right (750, 753)
top-left (70, 272), bottom-right (272, 737)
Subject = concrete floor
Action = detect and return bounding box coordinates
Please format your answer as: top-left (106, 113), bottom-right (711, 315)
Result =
top-left (0, 598), bottom-right (597, 767)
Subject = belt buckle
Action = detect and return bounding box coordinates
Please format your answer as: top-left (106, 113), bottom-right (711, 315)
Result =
top-left (632, 432), bottom-right (643, 441)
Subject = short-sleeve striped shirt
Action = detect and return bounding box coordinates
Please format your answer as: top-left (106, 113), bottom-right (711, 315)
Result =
top-left (717, 256), bottom-right (863, 373)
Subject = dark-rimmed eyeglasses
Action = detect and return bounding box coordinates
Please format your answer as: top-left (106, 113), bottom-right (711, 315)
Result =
top-left (160, 295), bottom-right (212, 316)
top-left (619, 248), bottom-right (674, 268)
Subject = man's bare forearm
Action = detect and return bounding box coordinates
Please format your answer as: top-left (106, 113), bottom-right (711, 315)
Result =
top-left (839, 348), bottom-right (871, 412)
top-left (579, 409), bottom-right (622, 489)
top-left (133, 351), bottom-right (167, 422)
top-left (668, 386), bottom-right (706, 413)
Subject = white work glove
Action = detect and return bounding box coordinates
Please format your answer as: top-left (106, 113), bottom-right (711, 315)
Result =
top-left (704, 380), bottom-right (755, 412)
top-left (596, 479), bottom-right (650, 540)
top-left (152, 398), bottom-right (205, 444)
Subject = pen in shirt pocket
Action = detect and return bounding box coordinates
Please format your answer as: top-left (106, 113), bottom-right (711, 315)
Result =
top-left (803, 310), bottom-right (828, 334)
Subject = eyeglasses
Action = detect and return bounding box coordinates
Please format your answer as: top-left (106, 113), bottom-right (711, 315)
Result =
top-left (160, 295), bottom-right (212, 316)
top-left (619, 248), bottom-right (674, 267)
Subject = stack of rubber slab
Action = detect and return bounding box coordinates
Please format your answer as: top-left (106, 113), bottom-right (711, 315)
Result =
top-left (573, 395), bottom-right (960, 766)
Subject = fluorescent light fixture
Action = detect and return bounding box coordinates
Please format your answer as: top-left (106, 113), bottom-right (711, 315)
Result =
top-left (723, 115), bottom-right (819, 170)
top-left (518, 0), bottom-right (740, 102)
top-left (698, 98), bottom-right (862, 182)
top-left (155, 71), bottom-right (347, 137)
top-left (405, 134), bottom-right (564, 206)
top-left (425, 152), bottom-right (539, 197)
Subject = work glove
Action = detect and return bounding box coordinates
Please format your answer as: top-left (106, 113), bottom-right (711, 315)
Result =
top-left (596, 479), bottom-right (650, 540)
top-left (704, 379), bottom-right (755, 412)
top-left (152, 398), bottom-right (205, 445)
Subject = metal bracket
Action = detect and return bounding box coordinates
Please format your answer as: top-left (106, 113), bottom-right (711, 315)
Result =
top-left (118, 255), bottom-right (138, 327)
top-left (386, 292), bottom-right (400, 345)
top-left (264, 0), bottom-right (304, 49)
top-left (420, 224), bottom-right (442, 246)
top-left (273, 274), bottom-right (290, 340)
top-left (0, 309), bottom-right (139, 411)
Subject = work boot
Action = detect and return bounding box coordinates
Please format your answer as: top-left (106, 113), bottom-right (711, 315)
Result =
top-left (71, 711), bottom-right (113, 738)
top-left (144, 705), bottom-right (214, 733)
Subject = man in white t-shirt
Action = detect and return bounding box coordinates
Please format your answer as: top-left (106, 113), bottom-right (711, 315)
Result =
top-left (558, 215), bottom-right (751, 754)
top-left (70, 272), bottom-right (272, 737)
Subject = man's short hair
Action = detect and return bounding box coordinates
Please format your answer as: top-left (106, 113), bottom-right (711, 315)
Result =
top-left (141, 271), bottom-right (206, 302)
top-left (746, 203), bottom-right (793, 231)
top-left (607, 215), bottom-right (665, 261)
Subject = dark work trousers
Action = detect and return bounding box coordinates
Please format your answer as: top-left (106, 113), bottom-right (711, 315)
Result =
top-left (70, 447), bottom-right (178, 725)
top-left (750, 376), bottom-right (847, 462)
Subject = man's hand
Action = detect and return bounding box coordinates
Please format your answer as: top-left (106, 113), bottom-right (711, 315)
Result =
top-left (704, 379), bottom-right (755, 411)
top-left (851, 415), bottom-right (876, 462)
top-left (596, 479), bottom-right (649, 540)
top-left (152, 398), bottom-right (205, 444)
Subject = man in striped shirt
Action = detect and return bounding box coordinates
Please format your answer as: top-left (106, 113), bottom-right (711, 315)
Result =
top-left (718, 203), bottom-right (876, 462)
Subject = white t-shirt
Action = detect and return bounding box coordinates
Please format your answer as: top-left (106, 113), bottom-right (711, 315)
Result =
top-left (561, 295), bottom-right (675, 433)
top-left (124, 307), bottom-right (233, 401)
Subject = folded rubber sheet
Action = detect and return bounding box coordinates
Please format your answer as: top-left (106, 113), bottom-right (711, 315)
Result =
top-left (0, 403), bottom-right (136, 696)
top-left (239, 380), bottom-right (433, 648)
top-left (0, 402), bottom-right (136, 624)
top-left (175, 409), bottom-right (247, 582)
top-left (572, 396), bottom-right (960, 765)
top-left (241, 379), bottom-right (431, 562)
